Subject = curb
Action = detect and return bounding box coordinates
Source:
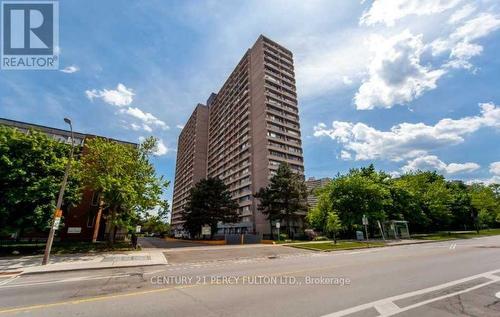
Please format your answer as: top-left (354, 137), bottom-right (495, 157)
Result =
top-left (4, 262), bottom-right (168, 276)
top-left (287, 238), bottom-right (474, 252)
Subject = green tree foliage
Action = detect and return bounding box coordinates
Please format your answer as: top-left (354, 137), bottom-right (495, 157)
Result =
top-left (306, 165), bottom-right (500, 235)
top-left (328, 165), bottom-right (392, 232)
top-left (182, 177), bottom-right (238, 238)
top-left (141, 215), bottom-right (170, 235)
top-left (470, 183), bottom-right (500, 228)
top-left (79, 137), bottom-right (169, 242)
top-left (392, 172), bottom-right (453, 231)
top-left (255, 163), bottom-right (308, 237)
top-left (325, 211), bottom-right (342, 244)
top-left (0, 126), bottom-right (81, 236)
top-left (306, 187), bottom-right (333, 233)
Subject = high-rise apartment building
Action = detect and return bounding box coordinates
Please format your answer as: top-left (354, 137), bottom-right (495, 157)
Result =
top-left (305, 177), bottom-right (332, 208)
top-left (171, 35), bottom-right (304, 236)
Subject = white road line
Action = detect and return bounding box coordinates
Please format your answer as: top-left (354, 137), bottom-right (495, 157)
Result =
top-left (143, 269), bottom-right (165, 275)
top-left (374, 301), bottom-right (400, 315)
top-left (321, 268), bottom-right (500, 317)
top-left (0, 275), bottom-right (20, 286)
top-left (0, 273), bottom-right (131, 289)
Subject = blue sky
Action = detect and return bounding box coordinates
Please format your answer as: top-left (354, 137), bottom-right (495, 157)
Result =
top-left (1, 0), bottom-right (500, 206)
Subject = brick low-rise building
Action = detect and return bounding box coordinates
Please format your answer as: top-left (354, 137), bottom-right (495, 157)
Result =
top-left (172, 35), bottom-right (305, 236)
top-left (0, 117), bottom-right (136, 241)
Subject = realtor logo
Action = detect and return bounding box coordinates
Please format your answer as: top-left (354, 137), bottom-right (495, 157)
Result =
top-left (1, 1), bottom-right (59, 70)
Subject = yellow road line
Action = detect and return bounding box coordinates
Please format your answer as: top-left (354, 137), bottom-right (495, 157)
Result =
top-left (0, 246), bottom-right (472, 314)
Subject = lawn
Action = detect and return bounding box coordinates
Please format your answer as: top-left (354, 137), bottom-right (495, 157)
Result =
top-left (290, 241), bottom-right (386, 251)
top-left (413, 229), bottom-right (500, 241)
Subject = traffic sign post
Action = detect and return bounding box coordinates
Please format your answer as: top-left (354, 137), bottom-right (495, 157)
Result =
top-left (362, 214), bottom-right (369, 246)
top-left (276, 222), bottom-right (280, 242)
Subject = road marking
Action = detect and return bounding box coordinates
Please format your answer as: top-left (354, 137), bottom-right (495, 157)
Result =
top-left (320, 268), bottom-right (500, 317)
top-left (449, 243), bottom-right (457, 250)
top-left (0, 276), bottom-right (19, 286)
top-left (0, 242), bottom-right (497, 314)
top-left (496, 291), bottom-right (500, 299)
top-left (0, 273), bottom-right (131, 289)
top-left (374, 301), bottom-right (400, 315)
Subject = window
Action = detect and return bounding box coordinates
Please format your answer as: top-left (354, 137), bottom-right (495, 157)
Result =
top-left (87, 212), bottom-right (96, 228)
top-left (91, 192), bottom-right (100, 206)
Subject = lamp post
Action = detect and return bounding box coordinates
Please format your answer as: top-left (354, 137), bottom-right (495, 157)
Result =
top-left (42, 118), bottom-right (75, 265)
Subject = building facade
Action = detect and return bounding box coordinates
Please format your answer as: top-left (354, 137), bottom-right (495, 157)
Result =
top-left (305, 177), bottom-right (332, 209)
top-left (0, 117), bottom-right (136, 241)
top-left (171, 35), bottom-right (305, 236)
top-left (171, 104), bottom-right (209, 234)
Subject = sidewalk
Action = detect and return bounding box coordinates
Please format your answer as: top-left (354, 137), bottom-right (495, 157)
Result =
top-left (0, 250), bottom-right (167, 275)
top-left (280, 239), bottom-right (435, 246)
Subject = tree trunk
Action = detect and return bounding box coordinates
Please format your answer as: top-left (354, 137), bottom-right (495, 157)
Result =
top-left (108, 208), bottom-right (117, 244)
top-left (92, 199), bottom-right (104, 243)
top-left (333, 232), bottom-right (337, 245)
top-left (287, 217), bottom-right (292, 239)
top-left (269, 219), bottom-right (274, 240)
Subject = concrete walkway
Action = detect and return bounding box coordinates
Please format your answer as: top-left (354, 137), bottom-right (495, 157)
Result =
top-left (0, 250), bottom-right (167, 275)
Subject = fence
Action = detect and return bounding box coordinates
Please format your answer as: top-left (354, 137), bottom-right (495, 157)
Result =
top-left (225, 233), bottom-right (262, 245)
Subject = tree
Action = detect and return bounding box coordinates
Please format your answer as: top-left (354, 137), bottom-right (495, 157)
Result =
top-left (470, 183), bottom-right (500, 228)
top-left (392, 171), bottom-right (453, 232)
top-left (0, 126), bottom-right (81, 237)
top-left (79, 137), bottom-right (169, 243)
top-left (255, 163), bottom-right (308, 238)
top-left (328, 166), bottom-right (392, 234)
top-left (325, 211), bottom-right (342, 244)
top-left (447, 181), bottom-right (474, 230)
top-left (182, 177), bottom-right (238, 238)
top-left (141, 215), bottom-right (170, 236)
top-left (306, 186), bottom-right (332, 233)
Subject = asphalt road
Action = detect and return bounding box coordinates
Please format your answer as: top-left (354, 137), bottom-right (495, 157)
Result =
top-left (1, 236), bottom-right (500, 316)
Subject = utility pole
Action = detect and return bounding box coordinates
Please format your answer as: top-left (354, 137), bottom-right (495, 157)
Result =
top-left (42, 118), bottom-right (75, 265)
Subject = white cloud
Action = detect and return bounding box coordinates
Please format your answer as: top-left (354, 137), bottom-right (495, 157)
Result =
top-left (85, 83), bottom-right (134, 107)
top-left (153, 139), bottom-right (169, 156)
top-left (354, 31), bottom-right (445, 110)
top-left (353, 3), bottom-right (500, 108)
top-left (402, 155), bottom-right (480, 174)
top-left (360, 0), bottom-right (461, 27)
top-left (467, 176), bottom-right (500, 185)
top-left (490, 162), bottom-right (500, 175)
top-left (435, 13), bottom-right (500, 70)
top-left (120, 107), bottom-right (169, 130)
top-left (340, 150), bottom-right (352, 160)
top-left (448, 4), bottom-right (476, 24)
top-left (314, 103), bottom-right (500, 161)
top-left (176, 124), bottom-right (184, 129)
top-left (342, 76), bottom-right (353, 85)
top-left (60, 65), bottom-right (79, 74)
top-left (130, 123), bottom-right (141, 131)
top-left (452, 13), bottom-right (500, 42)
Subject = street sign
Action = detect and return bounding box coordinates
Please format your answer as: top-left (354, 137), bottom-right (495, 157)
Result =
top-left (52, 217), bottom-right (61, 229)
top-left (276, 222), bottom-right (280, 229)
top-left (362, 214), bottom-right (368, 226)
top-left (135, 225), bottom-right (142, 233)
top-left (67, 227), bottom-right (81, 234)
top-left (201, 225), bottom-right (211, 235)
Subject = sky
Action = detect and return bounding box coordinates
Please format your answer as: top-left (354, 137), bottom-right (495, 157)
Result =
top-left (1, 0), bottom-right (500, 207)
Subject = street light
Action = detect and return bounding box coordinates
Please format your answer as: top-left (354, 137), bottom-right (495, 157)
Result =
top-left (42, 118), bottom-right (76, 265)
